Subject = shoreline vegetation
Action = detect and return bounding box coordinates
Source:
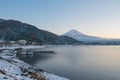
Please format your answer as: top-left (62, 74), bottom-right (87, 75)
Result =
top-left (0, 46), bottom-right (69, 80)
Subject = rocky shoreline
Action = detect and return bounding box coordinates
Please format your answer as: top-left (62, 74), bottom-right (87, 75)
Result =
top-left (0, 48), bottom-right (69, 80)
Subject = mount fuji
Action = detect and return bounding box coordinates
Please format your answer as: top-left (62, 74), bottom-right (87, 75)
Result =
top-left (62, 29), bottom-right (120, 45)
top-left (63, 29), bottom-right (106, 42)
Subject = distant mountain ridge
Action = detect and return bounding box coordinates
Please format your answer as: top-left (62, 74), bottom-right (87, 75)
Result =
top-left (63, 29), bottom-right (104, 42)
top-left (0, 18), bottom-right (120, 45)
top-left (0, 19), bottom-right (80, 45)
top-left (0, 19), bottom-right (6, 23)
top-left (63, 29), bottom-right (120, 45)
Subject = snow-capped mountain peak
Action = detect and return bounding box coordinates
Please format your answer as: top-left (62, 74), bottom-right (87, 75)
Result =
top-left (63, 29), bottom-right (102, 42)
top-left (63, 29), bottom-right (88, 37)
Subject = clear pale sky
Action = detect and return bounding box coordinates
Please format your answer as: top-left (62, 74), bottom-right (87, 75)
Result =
top-left (0, 0), bottom-right (120, 38)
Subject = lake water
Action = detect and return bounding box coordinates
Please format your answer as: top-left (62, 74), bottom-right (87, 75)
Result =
top-left (18, 45), bottom-right (120, 80)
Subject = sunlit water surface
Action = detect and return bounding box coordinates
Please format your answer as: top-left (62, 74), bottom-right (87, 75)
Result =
top-left (18, 45), bottom-right (120, 80)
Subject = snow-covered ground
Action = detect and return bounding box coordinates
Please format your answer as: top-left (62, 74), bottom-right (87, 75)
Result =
top-left (0, 45), bottom-right (44, 50)
top-left (0, 49), bottom-right (69, 80)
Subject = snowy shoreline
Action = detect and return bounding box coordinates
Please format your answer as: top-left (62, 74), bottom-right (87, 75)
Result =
top-left (0, 45), bottom-right (44, 50)
top-left (0, 47), bottom-right (69, 80)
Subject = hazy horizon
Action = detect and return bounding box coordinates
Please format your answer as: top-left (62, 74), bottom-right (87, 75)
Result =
top-left (0, 0), bottom-right (120, 38)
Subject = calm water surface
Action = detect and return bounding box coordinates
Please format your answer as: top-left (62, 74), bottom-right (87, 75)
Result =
top-left (18, 46), bottom-right (120, 80)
